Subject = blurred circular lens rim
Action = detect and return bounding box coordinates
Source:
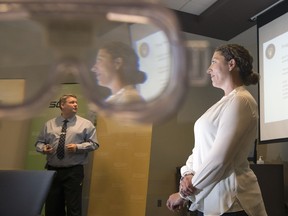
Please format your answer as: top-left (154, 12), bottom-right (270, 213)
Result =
top-left (0, 1), bottom-right (188, 124)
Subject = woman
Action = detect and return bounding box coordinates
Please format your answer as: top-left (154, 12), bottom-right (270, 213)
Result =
top-left (91, 41), bottom-right (146, 104)
top-left (166, 44), bottom-right (267, 216)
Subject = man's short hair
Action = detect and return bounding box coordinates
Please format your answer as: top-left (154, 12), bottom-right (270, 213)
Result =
top-left (58, 94), bottom-right (77, 110)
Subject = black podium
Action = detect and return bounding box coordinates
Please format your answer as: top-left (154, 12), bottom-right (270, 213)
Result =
top-left (250, 164), bottom-right (285, 216)
top-left (0, 170), bottom-right (56, 216)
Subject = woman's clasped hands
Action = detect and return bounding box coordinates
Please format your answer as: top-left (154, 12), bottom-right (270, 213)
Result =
top-left (166, 174), bottom-right (196, 211)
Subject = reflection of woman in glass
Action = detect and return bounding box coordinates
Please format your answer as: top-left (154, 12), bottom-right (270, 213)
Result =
top-left (91, 41), bottom-right (146, 104)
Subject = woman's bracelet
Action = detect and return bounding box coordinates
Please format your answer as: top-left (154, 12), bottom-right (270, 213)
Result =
top-left (179, 191), bottom-right (187, 200)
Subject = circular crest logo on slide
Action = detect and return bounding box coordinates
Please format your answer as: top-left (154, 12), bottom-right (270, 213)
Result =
top-left (265, 43), bottom-right (276, 59)
top-left (138, 42), bottom-right (150, 58)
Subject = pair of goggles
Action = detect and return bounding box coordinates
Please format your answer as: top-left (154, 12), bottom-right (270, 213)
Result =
top-left (0, 1), bottom-right (210, 123)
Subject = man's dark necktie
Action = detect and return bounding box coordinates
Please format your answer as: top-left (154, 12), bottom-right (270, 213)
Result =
top-left (57, 119), bottom-right (68, 160)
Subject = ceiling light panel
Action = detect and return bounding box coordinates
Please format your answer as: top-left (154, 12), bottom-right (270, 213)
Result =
top-left (182, 0), bottom-right (218, 15)
top-left (159, 0), bottom-right (190, 10)
top-left (160, 0), bottom-right (218, 15)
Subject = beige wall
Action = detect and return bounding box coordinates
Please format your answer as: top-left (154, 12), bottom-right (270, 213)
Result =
top-left (88, 117), bottom-right (152, 216)
top-left (0, 119), bottom-right (31, 169)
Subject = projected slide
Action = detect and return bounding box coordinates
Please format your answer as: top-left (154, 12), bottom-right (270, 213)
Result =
top-left (130, 24), bottom-right (170, 101)
top-left (263, 32), bottom-right (288, 123)
top-left (134, 31), bottom-right (170, 101)
top-left (258, 6), bottom-right (288, 142)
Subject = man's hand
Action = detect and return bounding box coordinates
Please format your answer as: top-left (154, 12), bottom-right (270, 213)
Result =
top-left (66, 144), bottom-right (77, 153)
top-left (43, 144), bottom-right (54, 154)
top-left (166, 192), bottom-right (187, 212)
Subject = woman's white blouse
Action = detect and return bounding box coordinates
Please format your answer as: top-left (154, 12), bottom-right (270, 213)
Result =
top-left (181, 86), bottom-right (267, 216)
top-left (105, 85), bottom-right (144, 104)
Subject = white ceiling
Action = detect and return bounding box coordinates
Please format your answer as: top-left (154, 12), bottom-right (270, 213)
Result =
top-left (159, 0), bottom-right (218, 15)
